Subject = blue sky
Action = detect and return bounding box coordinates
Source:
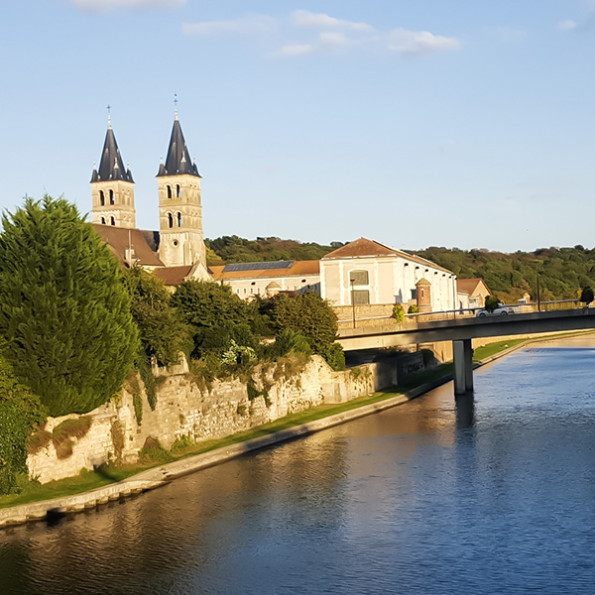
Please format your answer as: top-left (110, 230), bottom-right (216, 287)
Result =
top-left (1, 1), bottom-right (594, 252)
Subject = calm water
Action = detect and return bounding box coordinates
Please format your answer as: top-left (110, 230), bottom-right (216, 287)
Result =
top-left (2, 342), bottom-right (595, 594)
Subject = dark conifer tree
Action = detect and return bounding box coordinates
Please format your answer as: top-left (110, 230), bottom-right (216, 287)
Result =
top-left (0, 196), bottom-right (139, 416)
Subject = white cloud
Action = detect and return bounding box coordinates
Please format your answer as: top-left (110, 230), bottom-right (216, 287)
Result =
top-left (71, 0), bottom-right (185, 12)
top-left (278, 43), bottom-right (314, 57)
top-left (318, 32), bottom-right (350, 47)
top-left (558, 19), bottom-right (578, 31)
top-left (182, 14), bottom-right (276, 36)
top-left (387, 28), bottom-right (461, 56)
top-left (291, 10), bottom-right (374, 32)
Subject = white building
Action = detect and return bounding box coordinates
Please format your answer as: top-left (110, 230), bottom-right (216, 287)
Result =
top-left (320, 238), bottom-right (456, 312)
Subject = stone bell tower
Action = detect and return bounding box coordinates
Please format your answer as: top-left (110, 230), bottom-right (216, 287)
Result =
top-left (156, 109), bottom-right (206, 268)
top-left (90, 114), bottom-right (136, 228)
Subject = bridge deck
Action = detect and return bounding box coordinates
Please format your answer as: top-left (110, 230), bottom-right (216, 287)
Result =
top-left (337, 309), bottom-right (595, 351)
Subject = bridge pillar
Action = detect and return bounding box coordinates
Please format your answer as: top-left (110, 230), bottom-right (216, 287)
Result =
top-left (453, 339), bottom-right (473, 395)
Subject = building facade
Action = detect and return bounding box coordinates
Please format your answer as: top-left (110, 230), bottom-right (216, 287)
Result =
top-left (320, 238), bottom-right (456, 312)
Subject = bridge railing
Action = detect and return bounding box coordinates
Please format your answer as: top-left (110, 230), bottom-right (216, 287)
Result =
top-left (336, 299), bottom-right (584, 331)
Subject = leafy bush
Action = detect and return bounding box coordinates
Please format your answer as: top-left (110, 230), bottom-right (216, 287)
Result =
top-left (273, 329), bottom-right (312, 358)
top-left (580, 286), bottom-right (594, 306)
top-left (0, 353), bottom-right (46, 494)
top-left (260, 291), bottom-right (338, 361)
top-left (484, 295), bottom-right (500, 313)
top-left (124, 267), bottom-right (191, 366)
top-left (172, 280), bottom-right (260, 360)
top-left (321, 342), bottom-right (346, 371)
top-left (393, 304), bottom-right (405, 322)
top-left (408, 305), bottom-right (419, 314)
top-left (0, 196), bottom-right (139, 416)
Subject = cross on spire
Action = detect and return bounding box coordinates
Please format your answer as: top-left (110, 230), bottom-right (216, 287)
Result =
top-left (174, 93), bottom-right (179, 120)
top-left (107, 104), bottom-right (112, 128)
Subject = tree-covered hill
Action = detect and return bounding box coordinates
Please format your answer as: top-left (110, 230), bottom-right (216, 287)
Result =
top-left (205, 236), bottom-right (344, 265)
top-left (206, 236), bottom-right (595, 304)
top-left (412, 245), bottom-right (595, 303)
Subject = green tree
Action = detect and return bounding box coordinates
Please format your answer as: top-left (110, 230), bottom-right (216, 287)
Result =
top-left (0, 349), bottom-right (47, 494)
top-left (171, 280), bottom-right (260, 359)
top-left (580, 286), bottom-right (594, 307)
top-left (484, 295), bottom-right (500, 313)
top-left (124, 266), bottom-right (191, 365)
top-left (0, 196), bottom-right (139, 416)
top-left (260, 291), bottom-right (343, 368)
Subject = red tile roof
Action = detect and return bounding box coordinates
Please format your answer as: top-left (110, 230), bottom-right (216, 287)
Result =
top-left (322, 237), bottom-right (453, 274)
top-left (92, 224), bottom-right (163, 267)
top-left (154, 265), bottom-right (193, 286)
top-left (457, 278), bottom-right (490, 296)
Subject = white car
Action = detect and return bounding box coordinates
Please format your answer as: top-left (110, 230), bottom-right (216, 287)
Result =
top-left (476, 303), bottom-right (512, 317)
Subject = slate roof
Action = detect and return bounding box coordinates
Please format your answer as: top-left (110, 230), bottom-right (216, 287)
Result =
top-left (92, 224), bottom-right (163, 267)
top-left (157, 117), bottom-right (200, 177)
top-left (209, 260), bottom-right (320, 280)
top-left (322, 237), bottom-right (454, 275)
top-left (91, 121), bottom-right (134, 183)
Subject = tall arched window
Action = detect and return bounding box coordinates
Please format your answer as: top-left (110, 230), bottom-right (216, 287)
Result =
top-left (110, 216), bottom-right (115, 226)
top-left (167, 185), bottom-right (172, 199)
top-left (176, 184), bottom-right (181, 198)
top-left (101, 217), bottom-right (106, 224)
top-left (177, 212), bottom-right (182, 227)
top-left (109, 189), bottom-right (114, 205)
top-left (167, 213), bottom-right (173, 228)
top-left (99, 190), bottom-right (105, 206)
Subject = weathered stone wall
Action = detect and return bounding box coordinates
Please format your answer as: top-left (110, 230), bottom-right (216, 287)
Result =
top-left (27, 355), bottom-right (388, 484)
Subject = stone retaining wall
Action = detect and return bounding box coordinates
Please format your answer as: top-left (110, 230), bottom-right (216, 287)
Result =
top-left (27, 355), bottom-right (395, 484)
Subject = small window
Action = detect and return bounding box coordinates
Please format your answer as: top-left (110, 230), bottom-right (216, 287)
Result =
top-left (251, 282), bottom-right (256, 286)
top-left (167, 213), bottom-right (173, 228)
top-left (177, 212), bottom-right (182, 227)
top-left (349, 270), bottom-right (369, 285)
top-left (101, 217), bottom-right (105, 224)
top-left (167, 185), bottom-right (172, 199)
top-left (110, 216), bottom-right (115, 226)
top-left (99, 190), bottom-right (105, 206)
top-left (411, 289), bottom-right (417, 300)
top-left (109, 189), bottom-right (114, 205)
top-left (302, 279), bottom-right (307, 283)
top-left (352, 290), bottom-right (370, 305)
top-left (176, 184), bottom-right (181, 198)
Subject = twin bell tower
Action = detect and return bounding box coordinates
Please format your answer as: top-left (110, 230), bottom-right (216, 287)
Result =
top-left (90, 108), bottom-right (206, 269)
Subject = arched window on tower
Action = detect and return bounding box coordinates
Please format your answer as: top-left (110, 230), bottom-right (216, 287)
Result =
top-left (167, 185), bottom-right (172, 199)
top-left (177, 212), bottom-right (182, 227)
top-left (109, 189), bottom-right (114, 205)
top-left (110, 216), bottom-right (115, 226)
top-left (101, 217), bottom-right (106, 224)
top-left (167, 213), bottom-right (173, 228)
top-left (176, 184), bottom-right (181, 198)
top-left (99, 190), bottom-right (105, 206)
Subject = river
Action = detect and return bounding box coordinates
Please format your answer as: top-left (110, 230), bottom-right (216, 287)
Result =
top-left (1, 339), bottom-right (595, 594)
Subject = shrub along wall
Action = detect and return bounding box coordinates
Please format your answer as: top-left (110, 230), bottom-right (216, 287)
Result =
top-left (27, 355), bottom-right (396, 484)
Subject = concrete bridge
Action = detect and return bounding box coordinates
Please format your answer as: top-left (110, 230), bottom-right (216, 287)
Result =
top-left (337, 309), bottom-right (595, 395)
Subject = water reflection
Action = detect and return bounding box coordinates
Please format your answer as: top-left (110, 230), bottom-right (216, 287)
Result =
top-left (2, 344), bottom-right (595, 594)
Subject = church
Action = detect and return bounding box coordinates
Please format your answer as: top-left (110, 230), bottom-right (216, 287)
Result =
top-left (90, 111), bottom-right (210, 285)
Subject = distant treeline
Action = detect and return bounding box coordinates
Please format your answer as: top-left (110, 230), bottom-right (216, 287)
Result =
top-left (205, 236), bottom-right (344, 265)
top-left (206, 236), bottom-right (595, 303)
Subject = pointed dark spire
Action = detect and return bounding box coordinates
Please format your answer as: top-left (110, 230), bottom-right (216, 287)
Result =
top-left (91, 119), bottom-right (134, 183)
top-left (157, 117), bottom-right (200, 178)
